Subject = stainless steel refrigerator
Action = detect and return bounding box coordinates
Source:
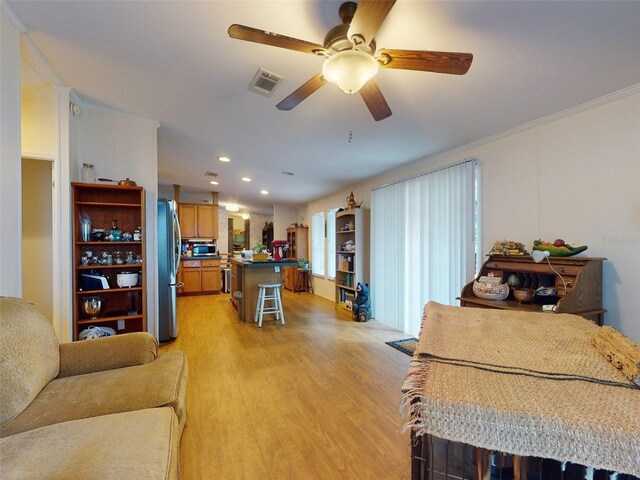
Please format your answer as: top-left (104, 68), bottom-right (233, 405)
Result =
top-left (158, 199), bottom-right (182, 341)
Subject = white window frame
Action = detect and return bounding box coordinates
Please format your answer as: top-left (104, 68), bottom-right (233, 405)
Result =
top-left (311, 212), bottom-right (325, 277)
top-left (327, 208), bottom-right (339, 279)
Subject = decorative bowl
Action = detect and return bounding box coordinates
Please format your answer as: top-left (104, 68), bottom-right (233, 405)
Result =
top-left (81, 296), bottom-right (103, 318)
top-left (513, 288), bottom-right (535, 304)
top-left (117, 272), bottom-right (139, 288)
top-left (91, 229), bottom-right (106, 241)
top-left (473, 281), bottom-right (509, 301)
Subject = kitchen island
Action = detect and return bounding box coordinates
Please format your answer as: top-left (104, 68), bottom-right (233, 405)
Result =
top-left (229, 258), bottom-right (300, 322)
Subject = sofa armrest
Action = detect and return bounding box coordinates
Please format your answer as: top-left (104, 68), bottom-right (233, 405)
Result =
top-left (57, 332), bottom-right (158, 378)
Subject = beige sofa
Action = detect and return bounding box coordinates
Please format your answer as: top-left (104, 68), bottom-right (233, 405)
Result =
top-left (0, 297), bottom-right (188, 479)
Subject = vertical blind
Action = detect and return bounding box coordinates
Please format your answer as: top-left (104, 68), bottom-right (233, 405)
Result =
top-left (311, 212), bottom-right (325, 276)
top-left (371, 159), bottom-right (478, 335)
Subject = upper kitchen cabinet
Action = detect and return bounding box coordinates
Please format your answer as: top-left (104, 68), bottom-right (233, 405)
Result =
top-left (178, 203), bottom-right (218, 239)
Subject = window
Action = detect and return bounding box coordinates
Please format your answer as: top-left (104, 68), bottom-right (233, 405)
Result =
top-left (327, 208), bottom-right (339, 279)
top-left (371, 159), bottom-right (479, 335)
top-left (311, 212), bottom-right (325, 276)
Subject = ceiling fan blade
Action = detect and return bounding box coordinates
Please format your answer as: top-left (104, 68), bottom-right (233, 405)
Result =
top-left (347, 0), bottom-right (396, 47)
top-left (377, 49), bottom-right (473, 75)
top-left (276, 74), bottom-right (327, 111)
top-left (359, 79), bottom-right (392, 121)
top-left (228, 24), bottom-right (324, 55)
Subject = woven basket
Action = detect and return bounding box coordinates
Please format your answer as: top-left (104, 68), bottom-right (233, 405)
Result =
top-left (473, 281), bottom-right (509, 301)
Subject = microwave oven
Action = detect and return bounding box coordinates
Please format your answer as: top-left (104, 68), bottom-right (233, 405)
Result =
top-left (192, 244), bottom-right (217, 257)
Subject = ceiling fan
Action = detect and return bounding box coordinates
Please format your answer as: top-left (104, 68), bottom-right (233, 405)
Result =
top-left (228, 0), bottom-right (473, 121)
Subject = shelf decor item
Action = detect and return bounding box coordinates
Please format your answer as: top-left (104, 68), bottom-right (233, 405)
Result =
top-left (532, 238), bottom-right (588, 257)
top-left (472, 281), bottom-right (509, 301)
top-left (490, 240), bottom-right (528, 256)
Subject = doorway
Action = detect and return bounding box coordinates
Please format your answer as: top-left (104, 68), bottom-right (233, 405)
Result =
top-left (22, 157), bottom-right (53, 322)
top-left (228, 214), bottom-right (250, 252)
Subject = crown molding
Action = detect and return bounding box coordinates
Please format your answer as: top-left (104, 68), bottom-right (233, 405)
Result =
top-left (465, 82), bottom-right (640, 152)
top-left (82, 102), bottom-right (161, 128)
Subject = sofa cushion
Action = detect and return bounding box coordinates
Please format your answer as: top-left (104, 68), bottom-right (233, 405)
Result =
top-left (0, 298), bottom-right (60, 427)
top-left (0, 407), bottom-right (179, 480)
top-left (0, 350), bottom-right (187, 437)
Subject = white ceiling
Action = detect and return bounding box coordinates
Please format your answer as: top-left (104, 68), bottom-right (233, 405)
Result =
top-left (9, 1), bottom-right (640, 214)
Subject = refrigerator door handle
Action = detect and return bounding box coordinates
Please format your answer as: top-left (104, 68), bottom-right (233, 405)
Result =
top-left (172, 204), bottom-right (182, 279)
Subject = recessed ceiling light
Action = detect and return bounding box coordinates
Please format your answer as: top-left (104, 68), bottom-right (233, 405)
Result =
top-left (218, 156), bottom-right (231, 163)
top-left (225, 204), bottom-right (239, 212)
top-left (241, 177), bottom-right (251, 182)
top-left (210, 180), bottom-right (219, 185)
top-left (260, 190), bottom-right (269, 195)
top-left (282, 171), bottom-right (294, 176)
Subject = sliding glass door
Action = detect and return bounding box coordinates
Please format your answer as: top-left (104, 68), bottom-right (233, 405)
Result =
top-left (371, 159), bottom-right (479, 335)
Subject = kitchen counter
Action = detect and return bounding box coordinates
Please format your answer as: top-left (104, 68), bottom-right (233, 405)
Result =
top-left (229, 258), bottom-right (299, 322)
top-left (180, 255), bottom-right (221, 261)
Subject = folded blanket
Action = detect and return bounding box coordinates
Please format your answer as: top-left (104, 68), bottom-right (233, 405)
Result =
top-left (403, 302), bottom-right (640, 476)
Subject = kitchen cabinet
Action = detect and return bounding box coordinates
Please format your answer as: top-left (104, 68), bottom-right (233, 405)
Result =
top-left (286, 226), bottom-right (308, 260)
top-left (178, 203), bottom-right (218, 239)
top-left (201, 261), bottom-right (221, 292)
top-left (178, 205), bottom-right (196, 238)
top-left (180, 264), bottom-right (201, 293)
top-left (283, 266), bottom-right (310, 292)
top-left (72, 183), bottom-right (146, 340)
top-left (459, 255), bottom-right (606, 324)
top-left (178, 258), bottom-right (221, 295)
top-left (283, 266), bottom-right (296, 291)
top-left (335, 208), bottom-right (369, 311)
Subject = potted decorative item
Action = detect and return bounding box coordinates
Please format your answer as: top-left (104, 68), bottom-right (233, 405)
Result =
top-left (252, 242), bottom-right (268, 261)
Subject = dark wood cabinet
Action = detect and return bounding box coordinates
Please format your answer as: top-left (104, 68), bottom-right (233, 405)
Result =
top-left (72, 183), bottom-right (146, 340)
top-left (262, 222), bottom-right (274, 249)
top-left (459, 255), bottom-right (606, 324)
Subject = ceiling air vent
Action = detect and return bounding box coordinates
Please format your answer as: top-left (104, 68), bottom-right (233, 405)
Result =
top-left (248, 68), bottom-right (284, 97)
top-left (205, 171), bottom-right (218, 177)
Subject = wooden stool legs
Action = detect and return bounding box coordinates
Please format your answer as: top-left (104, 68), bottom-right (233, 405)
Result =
top-left (255, 283), bottom-right (285, 327)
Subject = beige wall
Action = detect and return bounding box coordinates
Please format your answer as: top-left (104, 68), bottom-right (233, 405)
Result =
top-left (1, 10), bottom-right (22, 298)
top-left (273, 204), bottom-right (296, 241)
top-left (22, 158), bottom-right (53, 321)
top-left (21, 84), bottom-right (56, 157)
top-left (76, 104), bottom-right (159, 337)
top-left (249, 214), bottom-right (273, 249)
top-left (304, 88), bottom-right (640, 342)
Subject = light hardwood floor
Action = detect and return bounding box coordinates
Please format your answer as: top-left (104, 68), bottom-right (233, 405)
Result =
top-left (160, 291), bottom-right (412, 480)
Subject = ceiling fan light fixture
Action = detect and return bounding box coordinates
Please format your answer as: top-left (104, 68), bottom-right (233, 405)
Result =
top-left (322, 49), bottom-right (378, 94)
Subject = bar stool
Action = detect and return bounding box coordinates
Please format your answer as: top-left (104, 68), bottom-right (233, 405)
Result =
top-left (254, 283), bottom-right (285, 327)
top-left (295, 268), bottom-right (313, 294)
